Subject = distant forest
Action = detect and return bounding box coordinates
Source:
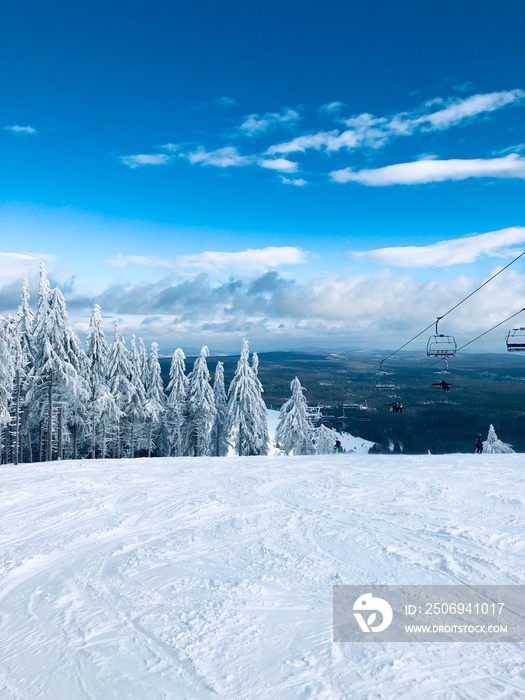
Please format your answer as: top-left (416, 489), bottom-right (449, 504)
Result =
top-left (163, 350), bottom-right (525, 455)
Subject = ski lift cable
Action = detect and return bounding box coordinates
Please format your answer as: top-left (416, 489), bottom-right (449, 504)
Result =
top-left (364, 249), bottom-right (525, 375)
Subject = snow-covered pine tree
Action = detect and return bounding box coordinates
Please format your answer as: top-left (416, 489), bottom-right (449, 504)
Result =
top-left (86, 304), bottom-right (118, 458)
top-left (312, 423), bottom-right (339, 455)
top-left (251, 351), bottom-right (270, 454)
top-left (275, 377), bottom-right (315, 455)
top-left (16, 278), bottom-right (34, 364)
top-left (126, 335), bottom-right (148, 458)
top-left (26, 279), bottom-right (86, 461)
top-left (0, 318), bottom-right (15, 464)
top-left (138, 337), bottom-right (149, 388)
top-left (211, 361), bottom-right (229, 456)
top-left (483, 424), bottom-right (514, 454)
top-left (14, 279), bottom-right (34, 463)
top-left (183, 346), bottom-right (216, 456)
top-left (6, 316), bottom-right (27, 464)
top-left (226, 339), bottom-right (269, 456)
top-left (166, 348), bottom-right (188, 456)
top-left (145, 342), bottom-right (167, 457)
top-left (107, 322), bottom-right (133, 458)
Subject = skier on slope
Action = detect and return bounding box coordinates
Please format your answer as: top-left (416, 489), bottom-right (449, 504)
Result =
top-left (475, 433), bottom-right (483, 454)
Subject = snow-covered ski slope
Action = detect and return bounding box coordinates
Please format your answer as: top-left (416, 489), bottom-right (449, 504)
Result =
top-left (1, 454), bottom-right (524, 699)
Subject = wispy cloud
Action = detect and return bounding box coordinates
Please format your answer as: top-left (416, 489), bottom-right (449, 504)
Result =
top-left (330, 154), bottom-right (525, 186)
top-left (176, 246), bottom-right (308, 270)
top-left (105, 247), bottom-right (308, 273)
top-left (4, 125), bottom-right (38, 135)
top-left (0, 252), bottom-right (55, 280)
top-left (184, 146), bottom-right (252, 168)
top-left (212, 96), bottom-right (237, 107)
top-left (106, 253), bottom-right (174, 269)
top-left (319, 101), bottom-right (345, 115)
top-left (239, 108), bottom-right (300, 137)
top-left (267, 89), bottom-right (525, 156)
top-left (119, 153), bottom-right (171, 168)
top-left (281, 177), bottom-right (307, 186)
top-left (351, 227), bottom-right (525, 267)
top-left (257, 157), bottom-right (299, 173)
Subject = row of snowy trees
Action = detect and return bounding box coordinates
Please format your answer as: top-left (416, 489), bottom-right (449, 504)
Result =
top-left (0, 265), bottom-right (269, 463)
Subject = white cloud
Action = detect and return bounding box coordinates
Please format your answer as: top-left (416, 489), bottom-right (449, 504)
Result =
top-left (239, 108), bottom-right (300, 137)
top-left (265, 130), bottom-right (338, 155)
top-left (351, 227), bottom-right (525, 268)
top-left (330, 154), bottom-right (525, 185)
top-left (119, 153), bottom-right (171, 168)
top-left (257, 157), bottom-right (299, 173)
top-left (106, 253), bottom-right (174, 269)
top-left (160, 143), bottom-right (179, 153)
top-left (267, 89), bottom-right (525, 156)
top-left (412, 89), bottom-right (525, 132)
top-left (184, 146), bottom-right (252, 168)
top-left (175, 246), bottom-right (308, 270)
top-left (319, 101), bottom-right (345, 115)
top-left (0, 252), bottom-right (55, 280)
top-left (281, 177), bottom-right (307, 186)
top-left (4, 125), bottom-right (38, 135)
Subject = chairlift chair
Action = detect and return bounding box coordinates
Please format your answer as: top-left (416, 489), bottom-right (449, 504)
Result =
top-left (427, 317), bottom-right (457, 357)
top-left (374, 360), bottom-right (398, 390)
top-left (506, 327), bottom-right (525, 352)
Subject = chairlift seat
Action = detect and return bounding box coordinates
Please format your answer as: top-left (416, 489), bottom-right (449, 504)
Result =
top-left (506, 327), bottom-right (525, 352)
top-left (426, 334), bottom-right (457, 357)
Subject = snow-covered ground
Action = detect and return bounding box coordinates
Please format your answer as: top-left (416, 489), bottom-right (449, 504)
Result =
top-left (1, 453), bottom-right (524, 699)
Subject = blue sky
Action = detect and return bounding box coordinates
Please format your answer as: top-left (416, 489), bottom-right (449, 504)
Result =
top-left (1, 0), bottom-right (525, 353)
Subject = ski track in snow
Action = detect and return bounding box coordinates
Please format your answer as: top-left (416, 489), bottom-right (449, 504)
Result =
top-left (0, 454), bottom-right (524, 699)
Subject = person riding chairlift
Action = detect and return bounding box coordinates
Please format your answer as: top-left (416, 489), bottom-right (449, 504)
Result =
top-left (432, 379), bottom-right (451, 392)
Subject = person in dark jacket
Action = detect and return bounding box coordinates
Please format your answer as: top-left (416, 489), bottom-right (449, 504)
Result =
top-left (475, 433), bottom-right (483, 453)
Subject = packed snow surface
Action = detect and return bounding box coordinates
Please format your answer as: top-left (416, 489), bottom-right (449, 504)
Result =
top-left (1, 453), bottom-right (524, 699)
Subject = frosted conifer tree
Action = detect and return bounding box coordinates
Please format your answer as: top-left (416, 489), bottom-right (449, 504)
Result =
top-left (0, 318), bottom-right (15, 464)
top-left (126, 336), bottom-right (148, 457)
top-left (6, 316), bottom-right (27, 464)
top-left (166, 348), bottom-right (188, 456)
top-left (145, 342), bottom-right (167, 457)
top-left (183, 346), bottom-right (216, 456)
top-left (276, 377), bottom-right (315, 455)
top-left (312, 423), bottom-right (339, 455)
top-left (138, 337), bottom-right (149, 388)
top-left (16, 278), bottom-right (34, 364)
top-left (27, 282), bottom-right (86, 461)
top-left (483, 424), bottom-right (514, 454)
top-left (107, 322), bottom-right (133, 458)
top-left (211, 361), bottom-right (229, 456)
top-left (14, 279), bottom-right (35, 462)
top-left (250, 351), bottom-right (269, 454)
top-left (226, 339), bottom-right (269, 456)
top-left (86, 305), bottom-right (118, 458)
